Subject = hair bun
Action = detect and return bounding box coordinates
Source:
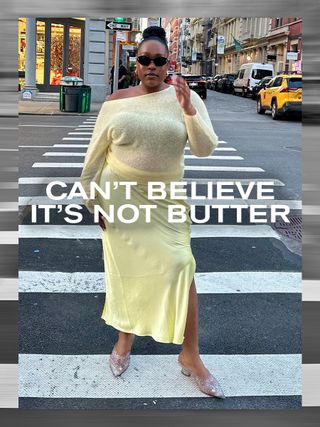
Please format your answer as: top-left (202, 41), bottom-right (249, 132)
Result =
top-left (142, 26), bottom-right (166, 41)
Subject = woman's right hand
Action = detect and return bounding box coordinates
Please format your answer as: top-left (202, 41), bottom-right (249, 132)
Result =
top-left (98, 212), bottom-right (107, 230)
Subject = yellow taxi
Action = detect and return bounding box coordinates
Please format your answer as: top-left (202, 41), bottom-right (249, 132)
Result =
top-left (257, 73), bottom-right (302, 119)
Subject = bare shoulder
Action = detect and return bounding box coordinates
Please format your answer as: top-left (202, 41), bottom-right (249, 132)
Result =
top-left (106, 87), bottom-right (136, 101)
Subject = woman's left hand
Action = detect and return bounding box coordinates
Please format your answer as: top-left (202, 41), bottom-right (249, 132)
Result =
top-left (172, 75), bottom-right (196, 115)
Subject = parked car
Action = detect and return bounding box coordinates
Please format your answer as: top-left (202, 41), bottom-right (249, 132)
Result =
top-left (211, 74), bottom-right (222, 91)
top-left (206, 76), bottom-right (215, 89)
top-left (181, 74), bottom-right (207, 99)
top-left (251, 76), bottom-right (273, 100)
top-left (233, 63), bottom-right (274, 97)
top-left (216, 73), bottom-right (237, 93)
top-left (256, 73), bottom-right (302, 120)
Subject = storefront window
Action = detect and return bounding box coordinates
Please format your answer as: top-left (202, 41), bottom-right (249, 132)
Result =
top-left (50, 23), bottom-right (64, 85)
top-left (67, 26), bottom-right (81, 77)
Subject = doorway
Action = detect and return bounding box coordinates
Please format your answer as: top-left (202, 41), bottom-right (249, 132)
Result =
top-left (36, 18), bottom-right (85, 92)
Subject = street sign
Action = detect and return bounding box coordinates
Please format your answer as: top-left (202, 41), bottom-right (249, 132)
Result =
top-left (287, 51), bottom-right (298, 61)
top-left (217, 35), bottom-right (225, 55)
top-left (106, 21), bottom-right (132, 31)
top-left (116, 31), bottom-right (127, 41)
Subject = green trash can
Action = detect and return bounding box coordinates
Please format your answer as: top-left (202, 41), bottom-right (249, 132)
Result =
top-left (59, 77), bottom-right (91, 113)
top-left (78, 85), bottom-right (91, 113)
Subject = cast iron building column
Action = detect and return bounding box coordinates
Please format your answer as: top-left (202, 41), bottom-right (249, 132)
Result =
top-left (21, 17), bottom-right (39, 99)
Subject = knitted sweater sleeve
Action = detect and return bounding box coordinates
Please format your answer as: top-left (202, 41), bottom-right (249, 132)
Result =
top-left (182, 91), bottom-right (219, 156)
top-left (80, 101), bottom-right (112, 214)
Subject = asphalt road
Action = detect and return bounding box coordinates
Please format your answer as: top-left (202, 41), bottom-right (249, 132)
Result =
top-left (18, 89), bottom-right (301, 410)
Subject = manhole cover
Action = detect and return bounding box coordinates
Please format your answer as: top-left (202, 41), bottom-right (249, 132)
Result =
top-left (272, 215), bottom-right (302, 242)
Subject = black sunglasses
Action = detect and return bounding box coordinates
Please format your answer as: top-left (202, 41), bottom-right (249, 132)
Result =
top-left (137, 55), bottom-right (169, 67)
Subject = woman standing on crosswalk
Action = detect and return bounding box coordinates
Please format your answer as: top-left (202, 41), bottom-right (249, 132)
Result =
top-left (80, 25), bottom-right (225, 399)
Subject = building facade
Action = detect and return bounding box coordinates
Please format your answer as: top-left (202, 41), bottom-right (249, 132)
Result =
top-left (18, 17), bottom-right (142, 102)
top-left (19, 17), bottom-right (110, 102)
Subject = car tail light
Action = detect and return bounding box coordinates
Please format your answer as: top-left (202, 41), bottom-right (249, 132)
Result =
top-left (280, 87), bottom-right (297, 92)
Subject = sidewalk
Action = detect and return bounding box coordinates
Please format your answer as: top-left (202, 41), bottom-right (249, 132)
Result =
top-left (19, 99), bottom-right (104, 116)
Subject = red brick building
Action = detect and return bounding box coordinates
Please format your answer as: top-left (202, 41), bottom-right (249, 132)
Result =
top-left (268, 17), bottom-right (302, 73)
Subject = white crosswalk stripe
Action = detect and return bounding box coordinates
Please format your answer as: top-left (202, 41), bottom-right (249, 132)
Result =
top-left (31, 163), bottom-right (264, 171)
top-left (19, 271), bottom-right (301, 294)
top-left (19, 177), bottom-right (285, 186)
top-left (42, 152), bottom-right (244, 160)
top-left (19, 353), bottom-right (301, 398)
top-left (19, 224), bottom-right (281, 239)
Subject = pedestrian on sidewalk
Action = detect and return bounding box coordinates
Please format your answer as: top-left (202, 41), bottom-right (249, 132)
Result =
top-left (109, 59), bottom-right (128, 93)
top-left (80, 25), bottom-right (225, 399)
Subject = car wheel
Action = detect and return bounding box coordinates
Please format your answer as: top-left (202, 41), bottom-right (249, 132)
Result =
top-left (232, 88), bottom-right (237, 96)
top-left (271, 100), bottom-right (280, 120)
top-left (257, 97), bottom-right (266, 114)
top-left (202, 92), bottom-right (207, 99)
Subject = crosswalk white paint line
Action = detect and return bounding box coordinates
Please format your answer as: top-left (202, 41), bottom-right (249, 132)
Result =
top-left (77, 125), bottom-right (95, 128)
top-left (0, 231), bottom-right (18, 244)
top-left (18, 177), bottom-right (285, 186)
top-left (19, 271), bottom-right (301, 294)
top-left (62, 138), bottom-right (91, 141)
top-left (213, 147), bottom-right (237, 151)
top-left (52, 144), bottom-right (89, 148)
top-left (18, 195), bottom-right (301, 210)
top-left (43, 152), bottom-right (86, 157)
top-left (31, 163), bottom-right (265, 172)
top-left (20, 146), bottom-right (58, 148)
top-left (186, 155), bottom-right (244, 160)
top-left (18, 224), bottom-right (280, 239)
top-left (18, 353), bottom-right (301, 398)
top-left (183, 178), bottom-right (285, 186)
top-left (30, 145), bottom-right (234, 151)
top-left (32, 163), bottom-right (84, 168)
top-left (19, 125), bottom-right (76, 128)
top-left (41, 152), bottom-right (244, 161)
top-left (68, 132), bottom-right (93, 135)
top-left (185, 166), bottom-right (265, 171)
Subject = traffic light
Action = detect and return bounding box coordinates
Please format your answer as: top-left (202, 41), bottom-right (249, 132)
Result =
top-left (114, 17), bottom-right (126, 22)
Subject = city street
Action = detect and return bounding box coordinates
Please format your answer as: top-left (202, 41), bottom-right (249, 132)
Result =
top-left (18, 89), bottom-right (301, 409)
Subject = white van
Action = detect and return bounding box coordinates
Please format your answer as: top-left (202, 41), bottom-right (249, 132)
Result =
top-left (233, 63), bottom-right (274, 97)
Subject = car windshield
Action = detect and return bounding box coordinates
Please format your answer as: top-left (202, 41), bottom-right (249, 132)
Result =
top-left (259, 77), bottom-right (272, 85)
top-left (252, 69), bottom-right (273, 79)
top-left (226, 75), bottom-right (236, 80)
top-left (287, 78), bottom-right (302, 89)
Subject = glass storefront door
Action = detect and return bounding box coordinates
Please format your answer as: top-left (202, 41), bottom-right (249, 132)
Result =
top-left (36, 18), bottom-right (85, 92)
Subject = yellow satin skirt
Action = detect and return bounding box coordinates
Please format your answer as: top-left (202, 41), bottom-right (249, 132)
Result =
top-left (97, 152), bottom-right (196, 345)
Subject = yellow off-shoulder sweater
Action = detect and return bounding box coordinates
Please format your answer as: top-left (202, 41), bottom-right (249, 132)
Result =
top-left (80, 85), bottom-right (219, 213)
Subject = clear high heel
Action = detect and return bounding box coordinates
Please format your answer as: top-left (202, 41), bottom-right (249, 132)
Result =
top-left (109, 346), bottom-right (131, 377)
top-left (178, 359), bottom-right (226, 399)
